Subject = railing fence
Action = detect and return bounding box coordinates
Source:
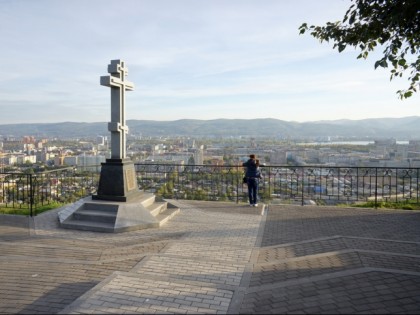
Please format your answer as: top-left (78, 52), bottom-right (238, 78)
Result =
top-left (135, 164), bottom-right (420, 207)
top-left (1, 164), bottom-right (419, 216)
top-left (0, 167), bottom-right (99, 216)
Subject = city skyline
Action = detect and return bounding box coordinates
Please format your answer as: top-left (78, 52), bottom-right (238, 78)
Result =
top-left (1, 0), bottom-right (419, 125)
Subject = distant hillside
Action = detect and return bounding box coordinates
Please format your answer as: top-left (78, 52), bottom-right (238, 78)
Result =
top-left (0, 117), bottom-right (419, 139)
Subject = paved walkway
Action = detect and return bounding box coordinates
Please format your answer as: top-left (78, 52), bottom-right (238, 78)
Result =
top-left (1, 201), bottom-right (420, 314)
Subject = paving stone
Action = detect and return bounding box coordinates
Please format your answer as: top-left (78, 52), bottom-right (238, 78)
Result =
top-left (2, 202), bottom-right (420, 314)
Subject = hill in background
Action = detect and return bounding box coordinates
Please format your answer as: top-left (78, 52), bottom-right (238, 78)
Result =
top-left (0, 116), bottom-right (419, 139)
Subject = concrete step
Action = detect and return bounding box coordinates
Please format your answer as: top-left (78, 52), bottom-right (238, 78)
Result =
top-left (155, 207), bottom-right (180, 226)
top-left (61, 219), bottom-right (116, 233)
top-left (59, 194), bottom-right (180, 233)
top-left (148, 201), bottom-right (168, 217)
top-left (72, 209), bottom-right (117, 224)
top-left (80, 203), bottom-right (119, 213)
top-left (129, 192), bottom-right (157, 208)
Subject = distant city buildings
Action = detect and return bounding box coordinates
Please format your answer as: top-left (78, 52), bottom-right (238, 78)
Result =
top-left (1, 134), bottom-right (420, 173)
top-left (0, 135), bottom-right (108, 172)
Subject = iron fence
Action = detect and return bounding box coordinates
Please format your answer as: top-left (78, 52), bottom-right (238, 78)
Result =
top-left (0, 167), bottom-right (99, 216)
top-left (135, 164), bottom-right (245, 203)
top-left (1, 164), bottom-right (419, 216)
top-left (135, 164), bottom-right (420, 207)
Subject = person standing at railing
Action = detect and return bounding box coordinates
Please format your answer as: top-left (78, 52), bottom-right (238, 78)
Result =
top-left (243, 154), bottom-right (262, 207)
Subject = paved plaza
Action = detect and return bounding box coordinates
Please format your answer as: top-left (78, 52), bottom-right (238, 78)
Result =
top-left (1, 201), bottom-right (420, 314)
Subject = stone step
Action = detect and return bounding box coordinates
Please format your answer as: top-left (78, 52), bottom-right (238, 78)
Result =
top-left (148, 202), bottom-right (168, 217)
top-left (72, 209), bottom-right (117, 224)
top-left (79, 203), bottom-right (119, 213)
top-left (61, 215), bottom-right (163, 233)
top-left (60, 219), bottom-right (116, 233)
top-left (155, 207), bottom-right (180, 226)
top-left (59, 193), bottom-right (180, 233)
top-left (129, 192), bottom-right (157, 208)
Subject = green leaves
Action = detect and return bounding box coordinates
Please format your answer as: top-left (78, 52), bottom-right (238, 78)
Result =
top-left (298, 23), bottom-right (308, 35)
top-left (348, 11), bottom-right (357, 25)
top-left (299, 0), bottom-right (420, 99)
top-left (374, 59), bottom-right (388, 69)
top-left (357, 51), bottom-right (369, 59)
top-left (337, 43), bottom-right (347, 53)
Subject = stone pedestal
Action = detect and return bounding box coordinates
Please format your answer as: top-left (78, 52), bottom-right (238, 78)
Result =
top-left (93, 158), bottom-right (141, 202)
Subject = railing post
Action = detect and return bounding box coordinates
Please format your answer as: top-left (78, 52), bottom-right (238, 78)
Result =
top-left (301, 168), bottom-right (304, 206)
top-left (268, 166), bottom-right (271, 206)
top-left (29, 174), bottom-right (34, 217)
top-left (417, 168), bottom-right (420, 204)
top-left (236, 165), bottom-right (239, 204)
top-left (356, 167), bottom-right (359, 202)
top-left (375, 167), bottom-right (378, 208)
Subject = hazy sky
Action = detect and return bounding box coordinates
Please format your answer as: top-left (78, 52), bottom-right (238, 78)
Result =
top-left (1, 0), bottom-right (419, 124)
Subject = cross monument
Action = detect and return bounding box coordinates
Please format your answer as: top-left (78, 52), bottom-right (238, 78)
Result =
top-left (93, 59), bottom-right (140, 201)
top-left (100, 60), bottom-right (134, 159)
top-left (58, 59), bottom-right (179, 233)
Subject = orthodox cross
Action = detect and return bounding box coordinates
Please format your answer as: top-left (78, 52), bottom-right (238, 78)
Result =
top-left (100, 60), bottom-right (135, 159)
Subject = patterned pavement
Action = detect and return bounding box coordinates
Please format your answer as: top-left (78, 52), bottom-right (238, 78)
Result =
top-left (0, 202), bottom-right (420, 314)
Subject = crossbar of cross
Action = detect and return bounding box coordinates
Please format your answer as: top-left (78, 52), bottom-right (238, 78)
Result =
top-left (100, 59), bottom-right (135, 160)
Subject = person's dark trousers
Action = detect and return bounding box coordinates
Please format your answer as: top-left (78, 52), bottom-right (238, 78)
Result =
top-left (247, 178), bottom-right (258, 205)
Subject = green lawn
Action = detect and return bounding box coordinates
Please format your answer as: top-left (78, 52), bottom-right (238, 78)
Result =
top-left (0, 202), bottom-right (66, 216)
top-left (350, 200), bottom-right (420, 210)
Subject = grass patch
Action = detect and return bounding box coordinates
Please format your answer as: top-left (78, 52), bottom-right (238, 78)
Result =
top-left (0, 202), bottom-right (66, 216)
top-left (350, 200), bottom-right (420, 210)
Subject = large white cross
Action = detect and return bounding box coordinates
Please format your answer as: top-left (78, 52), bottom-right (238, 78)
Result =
top-left (100, 60), bottom-right (135, 159)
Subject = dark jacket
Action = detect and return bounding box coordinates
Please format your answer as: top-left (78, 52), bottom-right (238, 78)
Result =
top-left (243, 159), bottom-right (261, 178)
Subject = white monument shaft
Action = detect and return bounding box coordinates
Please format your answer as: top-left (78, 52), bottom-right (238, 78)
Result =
top-left (100, 60), bottom-right (134, 159)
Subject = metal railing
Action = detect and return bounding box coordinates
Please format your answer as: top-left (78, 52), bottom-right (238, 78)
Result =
top-left (136, 164), bottom-right (420, 207)
top-left (1, 164), bottom-right (419, 216)
top-left (0, 167), bottom-right (99, 216)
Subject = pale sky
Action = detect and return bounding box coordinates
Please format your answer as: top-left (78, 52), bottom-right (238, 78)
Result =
top-left (0, 0), bottom-right (419, 124)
